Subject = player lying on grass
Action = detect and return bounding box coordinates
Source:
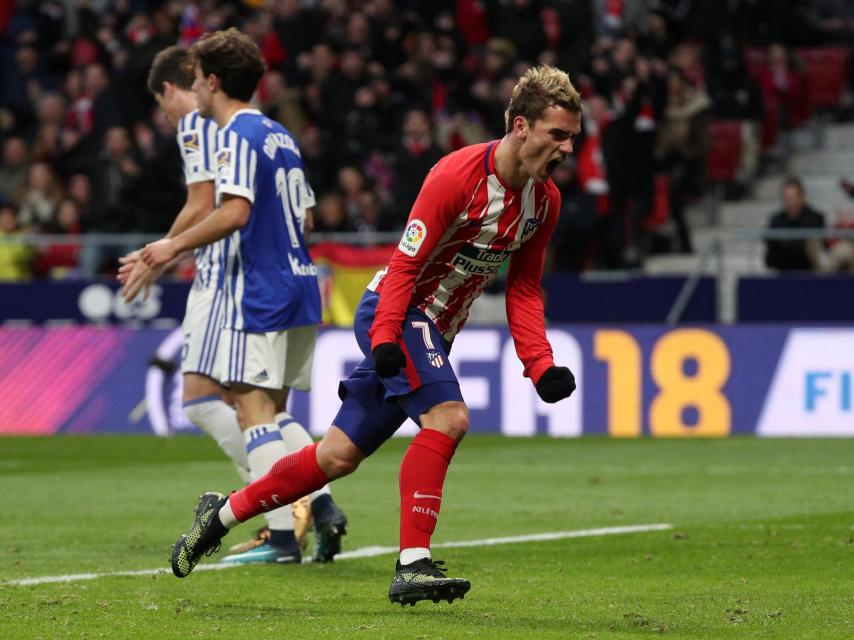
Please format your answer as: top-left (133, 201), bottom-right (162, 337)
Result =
top-left (167, 64), bottom-right (579, 606)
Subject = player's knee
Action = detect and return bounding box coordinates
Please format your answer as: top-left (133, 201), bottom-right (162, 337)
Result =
top-left (422, 402), bottom-right (469, 442)
top-left (316, 436), bottom-right (363, 479)
top-left (325, 455), bottom-right (360, 479)
top-left (320, 450), bottom-right (361, 479)
top-left (443, 408), bottom-right (469, 441)
top-left (182, 374), bottom-right (222, 405)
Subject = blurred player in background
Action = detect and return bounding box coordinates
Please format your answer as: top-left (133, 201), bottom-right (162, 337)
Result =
top-left (123, 40), bottom-right (346, 564)
top-left (168, 64), bottom-right (579, 605)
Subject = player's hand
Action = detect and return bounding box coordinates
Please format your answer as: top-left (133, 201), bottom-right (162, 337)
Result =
top-left (122, 259), bottom-right (163, 302)
top-left (140, 238), bottom-right (178, 269)
top-left (372, 342), bottom-right (407, 378)
top-left (117, 249), bottom-right (143, 285)
top-left (535, 366), bottom-right (576, 403)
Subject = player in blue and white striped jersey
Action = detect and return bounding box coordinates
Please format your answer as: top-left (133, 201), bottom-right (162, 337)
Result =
top-left (121, 46), bottom-right (239, 469)
top-left (214, 114), bottom-right (321, 338)
top-left (123, 44), bottom-right (344, 564)
top-left (139, 33), bottom-right (347, 564)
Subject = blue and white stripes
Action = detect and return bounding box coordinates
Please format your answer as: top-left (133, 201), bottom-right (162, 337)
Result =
top-left (193, 240), bottom-right (224, 290)
top-left (226, 324), bottom-right (247, 385)
top-left (215, 126), bottom-right (258, 205)
top-left (196, 287), bottom-right (225, 377)
top-left (221, 229), bottom-right (245, 331)
top-left (177, 109), bottom-right (217, 185)
top-left (177, 109), bottom-right (220, 289)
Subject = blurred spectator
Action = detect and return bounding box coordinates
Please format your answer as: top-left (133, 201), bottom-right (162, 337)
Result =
top-left (492, 0), bottom-right (547, 63)
top-left (299, 126), bottom-right (336, 196)
top-left (66, 172), bottom-right (94, 228)
top-left (314, 192), bottom-right (355, 233)
top-left (78, 126), bottom-right (141, 276)
top-left (593, 0), bottom-right (652, 39)
top-left (655, 68), bottom-right (711, 253)
top-left (353, 188), bottom-right (395, 234)
top-left (551, 0), bottom-right (594, 78)
top-left (337, 165), bottom-right (369, 221)
top-left (705, 39), bottom-right (763, 193)
top-left (89, 126), bottom-right (140, 233)
top-left (0, 203), bottom-right (33, 280)
top-left (17, 162), bottom-right (63, 230)
top-left (575, 94), bottom-right (615, 265)
top-left (549, 162), bottom-right (597, 271)
top-left (342, 84), bottom-right (390, 165)
top-left (259, 71), bottom-right (308, 137)
top-left (593, 67), bottom-right (659, 266)
top-left (839, 176), bottom-right (854, 200)
top-left (755, 44), bottom-right (810, 134)
top-left (33, 197), bottom-right (82, 278)
top-left (831, 177), bottom-right (854, 271)
top-left (390, 109), bottom-right (443, 226)
top-left (127, 113), bottom-right (184, 234)
top-left (765, 176), bottom-right (826, 271)
top-left (62, 63), bottom-right (126, 173)
top-left (33, 92), bottom-right (67, 162)
top-left (0, 137), bottom-right (30, 204)
top-left (59, 68), bottom-right (92, 163)
top-left (825, 208), bottom-right (854, 273)
top-left (2, 44), bottom-right (56, 137)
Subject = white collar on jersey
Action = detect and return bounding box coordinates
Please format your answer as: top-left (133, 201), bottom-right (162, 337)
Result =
top-left (221, 108), bottom-right (263, 130)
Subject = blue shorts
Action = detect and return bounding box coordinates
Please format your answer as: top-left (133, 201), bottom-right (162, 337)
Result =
top-left (333, 290), bottom-right (464, 456)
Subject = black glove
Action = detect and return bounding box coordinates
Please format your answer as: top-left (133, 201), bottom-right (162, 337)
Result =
top-left (535, 366), bottom-right (576, 403)
top-left (372, 342), bottom-right (407, 378)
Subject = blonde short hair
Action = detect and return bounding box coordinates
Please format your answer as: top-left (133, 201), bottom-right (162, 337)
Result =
top-left (504, 65), bottom-right (581, 133)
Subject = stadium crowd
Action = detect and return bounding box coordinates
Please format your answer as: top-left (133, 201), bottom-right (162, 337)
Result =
top-left (0, 0), bottom-right (852, 280)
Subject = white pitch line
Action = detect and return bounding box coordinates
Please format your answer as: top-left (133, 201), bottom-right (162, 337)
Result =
top-left (6, 523), bottom-right (672, 587)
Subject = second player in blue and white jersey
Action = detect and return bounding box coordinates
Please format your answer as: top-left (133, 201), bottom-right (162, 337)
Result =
top-left (177, 108), bottom-right (225, 380)
top-left (214, 108), bottom-right (320, 389)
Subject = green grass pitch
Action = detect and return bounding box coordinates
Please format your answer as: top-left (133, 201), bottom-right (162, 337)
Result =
top-left (1, 435), bottom-right (853, 639)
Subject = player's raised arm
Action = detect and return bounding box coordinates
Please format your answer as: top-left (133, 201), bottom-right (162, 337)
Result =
top-left (506, 187), bottom-right (575, 403)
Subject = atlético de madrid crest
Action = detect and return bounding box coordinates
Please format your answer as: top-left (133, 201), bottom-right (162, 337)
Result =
top-left (426, 351), bottom-right (444, 368)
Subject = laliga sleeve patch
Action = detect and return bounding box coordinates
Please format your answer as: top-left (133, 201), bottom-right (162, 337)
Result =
top-left (181, 133), bottom-right (200, 154)
top-left (398, 219), bottom-right (428, 256)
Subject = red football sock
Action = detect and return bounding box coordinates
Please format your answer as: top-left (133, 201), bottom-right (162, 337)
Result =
top-left (228, 442), bottom-right (329, 523)
top-left (399, 428), bottom-right (459, 552)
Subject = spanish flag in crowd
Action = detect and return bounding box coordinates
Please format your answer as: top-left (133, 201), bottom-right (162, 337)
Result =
top-left (310, 243), bottom-right (396, 326)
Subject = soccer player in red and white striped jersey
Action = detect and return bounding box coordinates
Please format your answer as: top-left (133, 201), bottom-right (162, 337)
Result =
top-left (170, 65), bottom-right (581, 605)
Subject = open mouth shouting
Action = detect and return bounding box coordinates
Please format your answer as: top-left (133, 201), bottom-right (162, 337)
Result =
top-left (546, 156), bottom-right (564, 174)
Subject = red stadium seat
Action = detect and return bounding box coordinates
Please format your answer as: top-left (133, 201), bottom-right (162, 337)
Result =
top-left (704, 121), bottom-right (743, 226)
top-left (706, 120), bottom-right (742, 184)
top-left (796, 47), bottom-right (849, 110)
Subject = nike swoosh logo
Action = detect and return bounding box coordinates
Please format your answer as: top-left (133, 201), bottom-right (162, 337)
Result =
top-left (270, 494), bottom-right (285, 506)
top-left (413, 491), bottom-right (441, 500)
